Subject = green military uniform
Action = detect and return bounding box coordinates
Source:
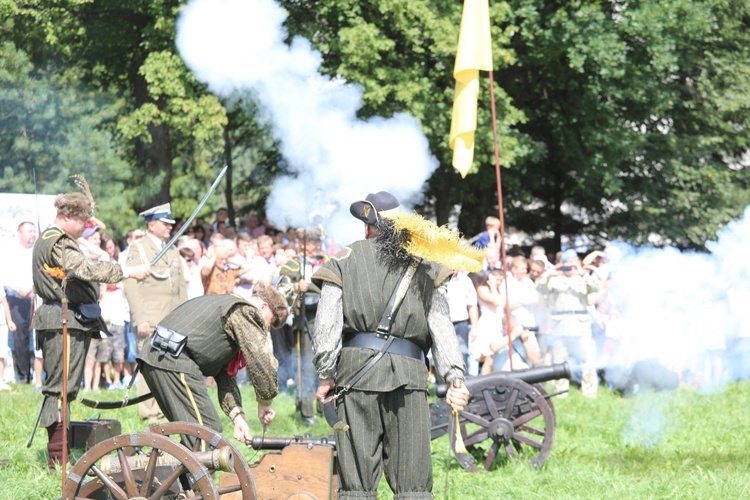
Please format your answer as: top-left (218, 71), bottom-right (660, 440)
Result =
top-left (138, 294), bottom-right (278, 445)
top-left (279, 253), bottom-right (328, 421)
top-left (32, 226), bottom-right (125, 429)
top-left (312, 239), bottom-right (456, 498)
top-left (123, 233), bottom-right (186, 419)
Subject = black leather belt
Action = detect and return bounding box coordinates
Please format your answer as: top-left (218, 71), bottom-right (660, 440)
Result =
top-left (452, 319), bottom-right (469, 325)
top-left (343, 332), bottom-right (425, 362)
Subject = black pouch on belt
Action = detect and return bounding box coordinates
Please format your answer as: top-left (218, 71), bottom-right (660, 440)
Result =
top-left (74, 303), bottom-right (110, 336)
top-left (150, 325), bottom-right (188, 358)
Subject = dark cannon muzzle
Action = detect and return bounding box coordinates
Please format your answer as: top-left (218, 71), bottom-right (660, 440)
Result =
top-left (435, 362), bottom-right (570, 397)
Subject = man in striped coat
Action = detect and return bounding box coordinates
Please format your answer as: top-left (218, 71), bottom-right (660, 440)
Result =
top-left (312, 191), bottom-right (470, 499)
top-left (137, 282), bottom-right (288, 445)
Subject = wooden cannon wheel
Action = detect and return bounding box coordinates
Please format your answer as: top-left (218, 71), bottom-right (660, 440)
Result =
top-left (62, 431), bottom-right (219, 499)
top-left (149, 421), bottom-right (257, 499)
top-left (455, 378), bottom-right (556, 471)
top-left (533, 383), bottom-right (556, 425)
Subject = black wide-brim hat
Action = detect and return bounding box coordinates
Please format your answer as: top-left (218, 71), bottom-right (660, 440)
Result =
top-left (350, 191), bottom-right (401, 225)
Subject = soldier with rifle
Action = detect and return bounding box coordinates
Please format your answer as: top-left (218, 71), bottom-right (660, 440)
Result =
top-left (31, 178), bottom-right (151, 471)
top-left (277, 226), bottom-right (328, 426)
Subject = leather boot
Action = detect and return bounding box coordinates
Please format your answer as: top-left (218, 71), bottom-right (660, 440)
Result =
top-left (46, 422), bottom-right (66, 473)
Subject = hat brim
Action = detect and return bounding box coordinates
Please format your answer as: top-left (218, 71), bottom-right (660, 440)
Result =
top-left (350, 200), bottom-right (378, 225)
top-left (156, 217), bottom-right (176, 224)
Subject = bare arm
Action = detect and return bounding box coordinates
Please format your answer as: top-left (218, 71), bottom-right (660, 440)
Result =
top-left (468, 304), bottom-right (479, 329)
top-left (0, 297), bottom-right (15, 332)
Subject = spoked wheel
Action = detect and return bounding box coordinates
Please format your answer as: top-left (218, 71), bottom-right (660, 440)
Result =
top-left (456, 378), bottom-right (556, 471)
top-left (533, 383), bottom-right (556, 424)
top-left (62, 432), bottom-right (219, 499)
top-left (149, 421), bottom-right (256, 499)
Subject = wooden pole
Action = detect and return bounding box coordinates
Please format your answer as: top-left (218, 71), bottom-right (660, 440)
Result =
top-left (487, 70), bottom-right (514, 371)
top-left (60, 293), bottom-right (69, 482)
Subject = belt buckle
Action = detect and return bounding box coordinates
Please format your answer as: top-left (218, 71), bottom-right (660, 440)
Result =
top-left (375, 326), bottom-right (390, 340)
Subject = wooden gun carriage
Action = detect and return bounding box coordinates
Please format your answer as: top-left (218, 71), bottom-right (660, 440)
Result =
top-left (61, 422), bottom-right (337, 499)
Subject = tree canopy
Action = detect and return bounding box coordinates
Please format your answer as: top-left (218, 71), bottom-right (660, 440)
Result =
top-left (1, 0), bottom-right (748, 250)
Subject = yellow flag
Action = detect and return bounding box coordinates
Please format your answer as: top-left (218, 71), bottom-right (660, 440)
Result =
top-left (449, 0), bottom-right (493, 178)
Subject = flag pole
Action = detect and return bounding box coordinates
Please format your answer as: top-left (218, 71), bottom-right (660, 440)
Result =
top-left (487, 71), bottom-right (514, 371)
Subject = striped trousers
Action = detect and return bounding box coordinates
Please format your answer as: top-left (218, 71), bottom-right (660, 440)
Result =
top-left (336, 387), bottom-right (433, 499)
top-left (140, 364), bottom-right (222, 449)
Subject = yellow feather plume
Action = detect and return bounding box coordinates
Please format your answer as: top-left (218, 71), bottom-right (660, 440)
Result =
top-left (388, 211), bottom-right (484, 272)
top-left (69, 174), bottom-right (96, 213)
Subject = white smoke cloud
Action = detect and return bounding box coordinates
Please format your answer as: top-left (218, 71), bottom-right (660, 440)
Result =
top-left (176, 0), bottom-right (439, 245)
top-left (600, 207), bottom-right (750, 391)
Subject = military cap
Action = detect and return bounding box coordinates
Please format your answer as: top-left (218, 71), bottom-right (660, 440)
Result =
top-left (140, 203), bottom-right (176, 224)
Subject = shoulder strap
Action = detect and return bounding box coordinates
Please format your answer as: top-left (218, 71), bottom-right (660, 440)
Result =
top-left (375, 258), bottom-right (420, 338)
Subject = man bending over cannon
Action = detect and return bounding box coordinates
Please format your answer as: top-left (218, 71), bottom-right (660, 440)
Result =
top-left (312, 191), bottom-right (479, 499)
top-left (137, 282), bottom-right (288, 446)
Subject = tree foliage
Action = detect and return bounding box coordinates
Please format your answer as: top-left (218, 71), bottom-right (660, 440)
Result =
top-left (282, 0), bottom-right (750, 250)
top-left (0, 41), bottom-right (140, 233)
top-left (498, 0), bottom-right (750, 250)
top-left (1, 0), bottom-right (749, 249)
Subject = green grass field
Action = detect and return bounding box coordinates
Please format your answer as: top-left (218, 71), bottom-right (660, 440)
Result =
top-left (0, 380), bottom-right (748, 499)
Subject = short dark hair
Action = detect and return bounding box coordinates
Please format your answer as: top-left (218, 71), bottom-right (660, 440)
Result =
top-left (253, 282), bottom-right (289, 329)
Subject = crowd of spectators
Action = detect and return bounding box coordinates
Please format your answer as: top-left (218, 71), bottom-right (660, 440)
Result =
top-left (0, 208), bottom-right (316, 395)
top-left (2, 208), bottom-right (744, 399)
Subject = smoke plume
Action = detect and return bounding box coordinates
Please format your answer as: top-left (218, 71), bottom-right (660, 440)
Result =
top-left (176, 0), bottom-right (439, 245)
top-left (599, 206), bottom-right (750, 391)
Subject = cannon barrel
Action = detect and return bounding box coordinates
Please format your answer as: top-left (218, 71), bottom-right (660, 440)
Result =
top-left (435, 362), bottom-right (570, 397)
top-left (97, 446), bottom-right (234, 475)
top-left (250, 435), bottom-right (336, 450)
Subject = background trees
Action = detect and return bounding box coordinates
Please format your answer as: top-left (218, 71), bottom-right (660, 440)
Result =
top-left (2, 0), bottom-right (748, 250)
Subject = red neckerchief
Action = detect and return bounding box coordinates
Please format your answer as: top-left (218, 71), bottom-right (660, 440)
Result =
top-left (227, 350), bottom-right (246, 378)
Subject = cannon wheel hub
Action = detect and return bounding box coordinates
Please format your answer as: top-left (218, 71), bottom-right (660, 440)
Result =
top-left (488, 418), bottom-right (515, 441)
